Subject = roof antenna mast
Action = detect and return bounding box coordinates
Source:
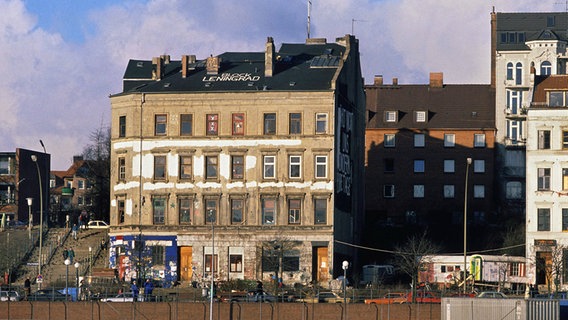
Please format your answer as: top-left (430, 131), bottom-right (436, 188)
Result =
top-left (307, 0), bottom-right (312, 39)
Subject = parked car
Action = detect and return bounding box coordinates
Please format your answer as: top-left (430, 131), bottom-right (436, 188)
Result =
top-left (298, 292), bottom-right (351, 303)
top-left (100, 292), bottom-right (144, 302)
top-left (28, 289), bottom-right (70, 301)
top-left (407, 291), bottom-right (441, 303)
top-left (85, 220), bottom-right (110, 229)
top-left (7, 220), bottom-right (27, 229)
top-left (0, 290), bottom-right (21, 301)
top-left (365, 292), bottom-right (407, 304)
top-left (477, 291), bottom-right (508, 299)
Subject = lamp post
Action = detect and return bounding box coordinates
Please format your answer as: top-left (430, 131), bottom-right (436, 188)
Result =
top-left (64, 258), bottom-right (71, 301)
top-left (89, 247), bottom-right (92, 277)
top-left (463, 157), bottom-right (472, 294)
top-left (31, 155), bottom-right (43, 289)
top-left (74, 262), bottom-right (80, 301)
top-left (342, 261), bottom-right (349, 320)
top-left (26, 198), bottom-right (33, 243)
top-left (208, 209), bottom-right (215, 320)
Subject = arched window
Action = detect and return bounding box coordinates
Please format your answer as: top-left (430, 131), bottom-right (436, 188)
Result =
top-left (515, 62), bottom-right (523, 85)
top-left (507, 62), bottom-right (513, 80)
top-left (541, 61), bottom-right (552, 75)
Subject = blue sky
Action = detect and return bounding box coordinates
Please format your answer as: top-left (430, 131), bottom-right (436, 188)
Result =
top-left (0, 0), bottom-right (557, 169)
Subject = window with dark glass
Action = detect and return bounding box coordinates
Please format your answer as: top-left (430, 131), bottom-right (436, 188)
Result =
top-left (538, 208), bottom-right (550, 231)
top-left (180, 114), bottom-right (193, 136)
top-left (179, 155), bottom-right (192, 180)
top-left (563, 208), bottom-right (568, 231)
top-left (229, 254), bottom-right (243, 272)
top-left (264, 113), bottom-right (276, 135)
top-left (288, 199), bottom-right (301, 224)
top-left (515, 62), bottom-right (522, 85)
top-left (506, 62), bottom-right (513, 80)
top-left (538, 130), bottom-right (551, 149)
top-left (316, 113), bottom-right (328, 133)
top-left (205, 156), bottom-right (218, 179)
top-left (118, 199), bottom-right (125, 224)
top-left (262, 198), bottom-right (276, 225)
top-left (205, 254), bottom-right (218, 273)
top-left (538, 168), bottom-right (551, 191)
top-left (289, 113), bottom-right (302, 134)
top-left (384, 158), bottom-right (394, 173)
top-left (206, 114), bottom-right (218, 135)
top-left (118, 157), bottom-right (126, 181)
top-left (119, 116), bottom-right (126, 137)
top-left (315, 155), bottom-right (328, 178)
top-left (231, 199), bottom-right (243, 224)
top-left (232, 113), bottom-right (245, 135)
top-left (231, 156), bottom-right (244, 180)
top-left (263, 155), bottom-right (275, 179)
top-left (205, 199), bottom-right (218, 224)
top-left (153, 197), bottom-right (166, 225)
top-left (154, 156), bottom-right (166, 180)
top-left (314, 198), bottom-right (327, 224)
top-left (155, 114), bottom-right (167, 135)
top-left (151, 246), bottom-right (165, 265)
top-left (289, 155), bottom-right (301, 178)
top-left (179, 198), bottom-right (192, 224)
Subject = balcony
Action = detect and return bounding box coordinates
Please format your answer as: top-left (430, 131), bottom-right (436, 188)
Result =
top-left (504, 137), bottom-right (526, 148)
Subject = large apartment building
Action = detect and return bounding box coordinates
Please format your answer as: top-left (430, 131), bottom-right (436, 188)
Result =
top-left (108, 36), bottom-right (365, 287)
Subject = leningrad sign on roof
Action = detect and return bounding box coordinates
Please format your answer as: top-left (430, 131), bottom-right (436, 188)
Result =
top-left (202, 73), bottom-right (261, 82)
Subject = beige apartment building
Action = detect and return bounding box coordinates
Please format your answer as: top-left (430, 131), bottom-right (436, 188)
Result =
top-left (108, 35), bottom-right (365, 288)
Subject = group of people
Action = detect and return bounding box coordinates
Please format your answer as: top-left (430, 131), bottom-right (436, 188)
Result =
top-left (62, 247), bottom-right (75, 262)
top-left (130, 279), bottom-right (155, 301)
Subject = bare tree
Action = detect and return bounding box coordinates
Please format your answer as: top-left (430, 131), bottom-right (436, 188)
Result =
top-left (81, 125), bottom-right (111, 221)
top-left (531, 244), bottom-right (567, 295)
top-left (391, 231), bottom-right (440, 303)
top-left (260, 236), bottom-right (302, 291)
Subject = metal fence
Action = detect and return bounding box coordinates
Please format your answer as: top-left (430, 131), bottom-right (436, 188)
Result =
top-left (442, 297), bottom-right (568, 320)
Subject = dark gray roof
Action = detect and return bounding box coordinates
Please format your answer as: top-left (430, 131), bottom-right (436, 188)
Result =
top-left (496, 12), bottom-right (568, 51)
top-left (116, 42), bottom-right (346, 95)
top-left (365, 84), bottom-right (495, 129)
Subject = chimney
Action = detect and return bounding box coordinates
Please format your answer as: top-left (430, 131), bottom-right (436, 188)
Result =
top-left (206, 55), bottom-right (220, 75)
top-left (429, 72), bottom-right (443, 88)
top-left (160, 55), bottom-right (170, 65)
top-left (152, 57), bottom-right (162, 80)
top-left (374, 75), bottom-right (383, 86)
top-left (265, 37), bottom-right (275, 77)
top-left (182, 55), bottom-right (189, 78)
top-left (392, 78), bottom-right (398, 86)
top-left (73, 155), bottom-right (84, 163)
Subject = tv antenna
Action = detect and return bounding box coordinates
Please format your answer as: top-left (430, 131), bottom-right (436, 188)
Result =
top-left (307, 0), bottom-right (312, 38)
top-left (352, 18), bottom-right (367, 35)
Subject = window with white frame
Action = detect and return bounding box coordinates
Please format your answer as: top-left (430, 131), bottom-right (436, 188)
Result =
top-left (263, 155), bottom-right (276, 179)
top-left (541, 61), bottom-right (552, 75)
top-left (515, 62), bottom-right (522, 85)
top-left (473, 160), bottom-right (485, 173)
top-left (506, 90), bottom-right (522, 114)
top-left (473, 185), bottom-right (485, 198)
top-left (444, 160), bottom-right (455, 173)
top-left (444, 134), bottom-right (455, 147)
top-left (288, 198), bottom-right (301, 224)
top-left (443, 185), bottom-right (455, 198)
top-left (549, 91), bottom-right (567, 107)
top-left (384, 185), bottom-right (395, 198)
top-left (384, 134), bottom-right (396, 147)
top-left (289, 155), bottom-right (301, 179)
top-left (538, 168), bottom-right (551, 191)
top-left (385, 111), bottom-right (397, 122)
top-left (315, 155), bottom-right (327, 179)
top-left (415, 111), bottom-right (427, 122)
top-left (474, 134), bottom-right (486, 147)
top-left (507, 120), bottom-right (522, 142)
top-left (414, 185), bottom-right (424, 198)
top-left (414, 133), bottom-right (425, 147)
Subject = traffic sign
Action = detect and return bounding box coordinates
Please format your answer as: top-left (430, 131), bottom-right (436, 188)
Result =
top-left (37, 274), bottom-right (43, 283)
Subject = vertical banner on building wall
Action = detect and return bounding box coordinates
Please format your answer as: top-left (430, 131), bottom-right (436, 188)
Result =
top-left (335, 100), bottom-right (354, 213)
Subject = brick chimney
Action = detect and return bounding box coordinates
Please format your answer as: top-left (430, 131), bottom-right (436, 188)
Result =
top-left (206, 55), bottom-right (220, 75)
top-left (265, 37), bottom-right (275, 77)
top-left (181, 55), bottom-right (195, 78)
top-left (392, 78), bottom-right (398, 86)
top-left (152, 57), bottom-right (162, 80)
top-left (374, 75), bottom-right (383, 86)
top-left (429, 72), bottom-right (443, 88)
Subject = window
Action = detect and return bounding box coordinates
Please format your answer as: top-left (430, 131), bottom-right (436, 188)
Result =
top-left (155, 114), bottom-right (167, 136)
top-left (474, 134), bottom-right (486, 147)
top-left (315, 113), bottom-right (328, 133)
top-left (538, 168), bottom-right (551, 191)
top-left (231, 199), bottom-right (243, 224)
top-left (205, 156), bottom-right (218, 179)
top-left (384, 134), bottom-right (396, 147)
top-left (205, 254), bottom-right (218, 273)
top-left (232, 113), bottom-right (245, 135)
top-left (563, 208), bottom-right (568, 231)
top-left (506, 62), bottom-right (513, 80)
top-left (262, 198), bottom-right (276, 225)
top-left (507, 120), bottom-right (522, 142)
top-left (550, 91), bottom-right (565, 107)
top-left (414, 134), bottom-right (425, 147)
top-left (414, 160), bottom-right (425, 173)
top-left (506, 90), bottom-right (522, 114)
top-left (443, 185), bottom-right (455, 198)
top-left (384, 158), bottom-right (394, 173)
top-left (179, 155), bottom-right (192, 180)
top-left (119, 116), bottom-right (126, 137)
top-left (229, 254), bottom-right (243, 273)
top-left (541, 61), bottom-right (552, 76)
top-left (509, 263), bottom-right (523, 277)
top-left (384, 185), bottom-right (395, 198)
top-left (0, 158), bottom-right (9, 175)
top-left (288, 199), bottom-right (301, 224)
top-left (180, 114), bottom-right (193, 136)
top-left (78, 180), bottom-right (85, 189)
top-left (444, 160), bottom-right (455, 173)
top-left (414, 185), bottom-right (425, 198)
top-left (231, 155), bottom-right (244, 180)
top-left (547, 15), bottom-right (556, 27)
top-left (563, 168), bottom-right (568, 190)
top-left (415, 111), bottom-right (427, 122)
top-left (205, 199), bottom-right (218, 224)
top-left (118, 157), bottom-right (126, 181)
top-left (506, 181), bottom-right (523, 199)
top-left (263, 155), bottom-right (276, 179)
top-left (154, 155), bottom-right (166, 180)
top-left (444, 134), bottom-right (455, 147)
top-left (315, 155), bottom-right (328, 178)
top-left (538, 130), bottom-right (551, 149)
top-left (563, 131), bottom-right (568, 149)
top-left (264, 113), bottom-right (276, 135)
top-left (473, 160), bottom-right (485, 173)
top-left (118, 199), bottom-right (125, 224)
top-left (151, 246), bottom-right (165, 265)
top-left (77, 196), bottom-right (84, 205)
top-left (473, 185), bottom-right (485, 198)
top-left (385, 111), bottom-right (397, 122)
top-left (314, 198), bottom-right (327, 224)
top-left (515, 62), bottom-right (522, 85)
top-left (289, 113), bottom-right (302, 134)
top-left (179, 198), bottom-right (192, 224)
top-left (538, 208), bottom-right (551, 231)
top-left (289, 155), bottom-right (301, 178)
top-left (206, 114), bottom-right (218, 135)
top-left (153, 196), bottom-right (166, 225)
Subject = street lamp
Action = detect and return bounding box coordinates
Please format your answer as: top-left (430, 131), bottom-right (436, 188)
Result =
top-left (208, 209), bottom-right (215, 320)
top-left (342, 261), bottom-right (349, 320)
top-left (89, 247), bottom-right (92, 278)
top-left (26, 198), bottom-right (33, 243)
top-left (64, 258), bottom-right (71, 301)
top-left (463, 157), bottom-right (472, 294)
top-left (31, 154), bottom-right (43, 289)
top-left (74, 262), bottom-right (80, 301)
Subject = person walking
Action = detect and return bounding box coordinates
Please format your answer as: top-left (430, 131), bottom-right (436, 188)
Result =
top-left (72, 224), bottom-right (78, 240)
top-left (63, 248), bottom-right (69, 261)
top-left (144, 279), bottom-right (154, 301)
top-left (68, 248), bottom-right (75, 263)
top-left (24, 277), bottom-right (31, 300)
top-left (131, 280), bottom-right (139, 302)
